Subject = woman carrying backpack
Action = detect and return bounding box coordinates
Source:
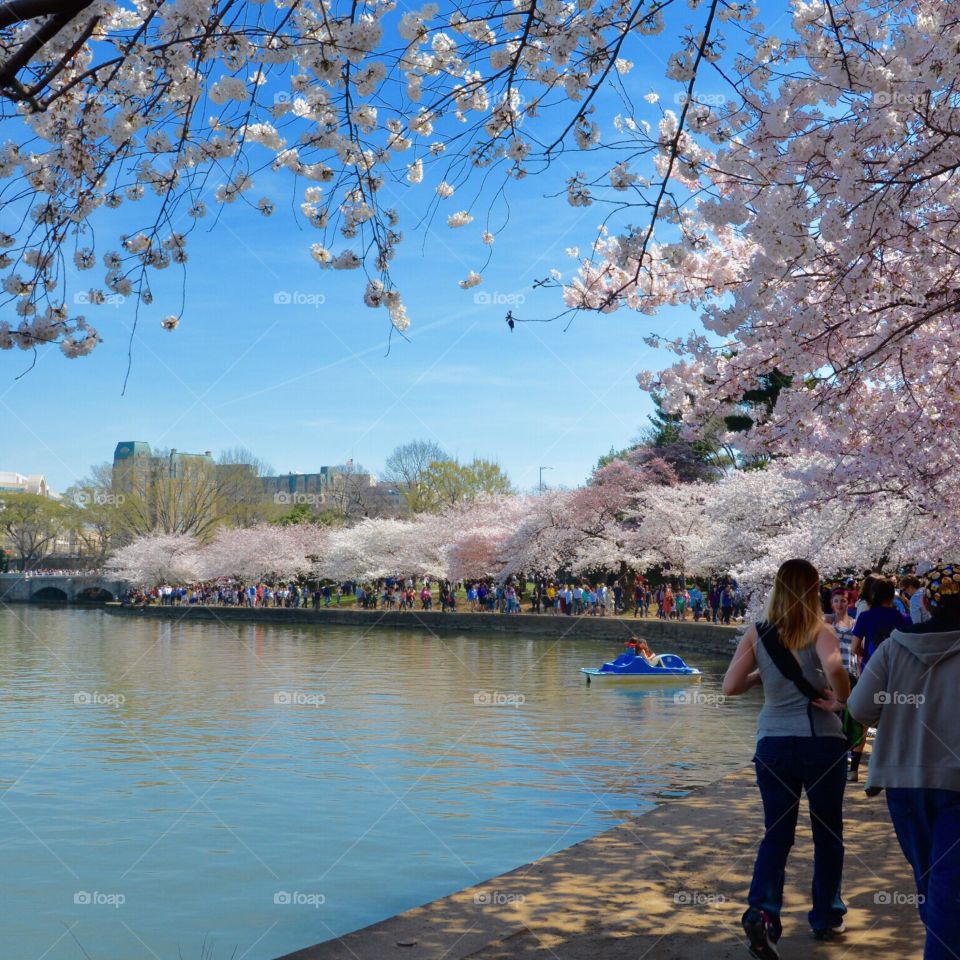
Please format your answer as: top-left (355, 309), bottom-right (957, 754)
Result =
top-left (723, 558), bottom-right (851, 958)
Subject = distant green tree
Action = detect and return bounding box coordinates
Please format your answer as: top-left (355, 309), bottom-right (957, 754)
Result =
top-left (63, 471), bottom-right (127, 567)
top-left (722, 368), bottom-right (792, 433)
top-left (274, 504), bottom-right (342, 526)
top-left (383, 439), bottom-right (452, 513)
top-left (216, 447), bottom-right (275, 527)
top-left (720, 368), bottom-right (793, 469)
top-left (595, 446), bottom-right (635, 471)
top-left (0, 493), bottom-right (69, 570)
top-left (415, 458), bottom-right (514, 512)
top-left (637, 394), bottom-right (735, 482)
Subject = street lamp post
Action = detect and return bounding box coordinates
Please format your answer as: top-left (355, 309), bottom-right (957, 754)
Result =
top-left (539, 466), bottom-right (553, 494)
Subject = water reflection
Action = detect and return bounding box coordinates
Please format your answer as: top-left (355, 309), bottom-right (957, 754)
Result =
top-left (0, 608), bottom-right (759, 960)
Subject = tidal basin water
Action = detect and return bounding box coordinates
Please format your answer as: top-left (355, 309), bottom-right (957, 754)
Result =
top-left (0, 607), bottom-right (759, 960)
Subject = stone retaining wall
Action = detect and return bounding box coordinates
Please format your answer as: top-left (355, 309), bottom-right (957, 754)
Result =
top-left (103, 604), bottom-right (741, 656)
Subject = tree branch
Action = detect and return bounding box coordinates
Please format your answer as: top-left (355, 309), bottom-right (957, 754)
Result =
top-left (0, 0), bottom-right (94, 88)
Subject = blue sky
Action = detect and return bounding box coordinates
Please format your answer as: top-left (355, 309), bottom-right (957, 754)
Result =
top-left (0, 1), bottom-right (755, 495)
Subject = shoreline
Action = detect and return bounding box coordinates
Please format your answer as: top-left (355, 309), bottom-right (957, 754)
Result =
top-left (100, 603), bottom-right (741, 656)
top-left (274, 765), bottom-right (919, 960)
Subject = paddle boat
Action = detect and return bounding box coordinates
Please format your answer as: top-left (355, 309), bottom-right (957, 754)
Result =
top-left (581, 640), bottom-right (702, 683)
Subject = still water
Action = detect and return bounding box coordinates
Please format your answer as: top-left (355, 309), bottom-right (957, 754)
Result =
top-left (0, 607), bottom-right (759, 960)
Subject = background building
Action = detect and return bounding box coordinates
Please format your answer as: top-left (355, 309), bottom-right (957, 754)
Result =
top-left (112, 442), bottom-right (216, 492)
top-left (260, 470), bottom-right (334, 500)
top-left (0, 471), bottom-right (51, 497)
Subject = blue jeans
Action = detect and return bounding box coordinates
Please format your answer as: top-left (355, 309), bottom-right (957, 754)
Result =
top-left (886, 788), bottom-right (960, 959)
top-left (749, 736), bottom-right (848, 931)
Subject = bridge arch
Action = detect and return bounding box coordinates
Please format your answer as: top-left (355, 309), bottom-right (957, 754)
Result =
top-left (31, 586), bottom-right (70, 603)
top-left (75, 586), bottom-right (115, 603)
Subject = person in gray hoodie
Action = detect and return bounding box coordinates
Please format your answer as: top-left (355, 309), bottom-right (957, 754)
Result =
top-left (848, 561), bottom-right (960, 960)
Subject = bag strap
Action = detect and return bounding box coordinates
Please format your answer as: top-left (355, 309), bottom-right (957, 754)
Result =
top-left (756, 621), bottom-right (823, 701)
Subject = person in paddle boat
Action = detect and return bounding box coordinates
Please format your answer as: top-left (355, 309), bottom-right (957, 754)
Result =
top-left (722, 558), bottom-right (850, 959)
top-left (625, 637), bottom-right (656, 663)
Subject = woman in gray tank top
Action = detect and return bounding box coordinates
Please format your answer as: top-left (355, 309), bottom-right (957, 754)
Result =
top-left (723, 559), bottom-right (850, 959)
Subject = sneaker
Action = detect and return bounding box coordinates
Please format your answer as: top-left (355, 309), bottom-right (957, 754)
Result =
top-left (811, 922), bottom-right (846, 940)
top-left (847, 770), bottom-right (859, 783)
top-left (742, 908), bottom-right (780, 960)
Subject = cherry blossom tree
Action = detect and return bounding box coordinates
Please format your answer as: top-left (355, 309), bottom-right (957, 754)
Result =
top-left (400, 511), bottom-right (456, 579)
top-left (105, 531), bottom-right (200, 584)
top-left (104, 451), bottom-right (959, 593)
top-left (197, 522), bottom-right (323, 581)
top-left (444, 494), bottom-right (532, 580)
top-left (692, 463), bottom-right (809, 582)
top-left (317, 517), bottom-right (418, 581)
top-left (552, 2), bottom-right (960, 509)
top-left (0, 0), bottom-right (740, 357)
top-left (631, 480), bottom-right (708, 582)
top-left (692, 457), bottom-right (960, 605)
top-left (5, 0), bottom-right (957, 529)
top-left (307, 503), bottom-right (530, 582)
top-left (500, 453), bottom-right (676, 577)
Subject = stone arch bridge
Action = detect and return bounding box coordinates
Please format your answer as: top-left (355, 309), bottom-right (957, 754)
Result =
top-left (0, 573), bottom-right (130, 604)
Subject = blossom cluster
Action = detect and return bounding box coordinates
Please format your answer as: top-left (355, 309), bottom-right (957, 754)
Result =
top-left (556, 3), bottom-right (960, 515)
top-left (0, 0), bottom-right (707, 352)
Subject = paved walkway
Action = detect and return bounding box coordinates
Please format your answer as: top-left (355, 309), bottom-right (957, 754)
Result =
top-left (277, 766), bottom-right (920, 960)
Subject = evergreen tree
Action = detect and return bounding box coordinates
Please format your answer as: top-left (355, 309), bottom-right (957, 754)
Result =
top-left (639, 394), bottom-right (735, 482)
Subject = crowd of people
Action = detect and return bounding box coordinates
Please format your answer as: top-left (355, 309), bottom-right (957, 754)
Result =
top-left (126, 578), bottom-right (473, 612)
top-left (634, 580), bottom-right (749, 622)
top-left (121, 574), bottom-right (755, 621)
top-left (724, 560), bottom-right (958, 960)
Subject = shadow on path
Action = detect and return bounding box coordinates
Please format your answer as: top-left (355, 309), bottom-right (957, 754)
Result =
top-left (277, 766), bottom-right (920, 960)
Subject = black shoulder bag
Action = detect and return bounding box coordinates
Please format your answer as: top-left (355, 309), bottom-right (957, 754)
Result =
top-left (756, 620), bottom-right (826, 738)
